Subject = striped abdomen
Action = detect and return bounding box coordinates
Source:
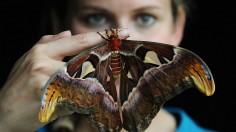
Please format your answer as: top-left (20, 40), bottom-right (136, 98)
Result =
top-left (110, 52), bottom-right (122, 79)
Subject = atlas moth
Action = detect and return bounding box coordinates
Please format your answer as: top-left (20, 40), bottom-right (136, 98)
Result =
top-left (38, 28), bottom-right (215, 132)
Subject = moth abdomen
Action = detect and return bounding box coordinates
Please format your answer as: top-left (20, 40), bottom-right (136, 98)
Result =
top-left (110, 53), bottom-right (122, 79)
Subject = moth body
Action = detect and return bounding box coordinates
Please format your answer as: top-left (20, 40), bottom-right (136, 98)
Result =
top-left (39, 29), bottom-right (215, 132)
top-left (110, 53), bottom-right (122, 80)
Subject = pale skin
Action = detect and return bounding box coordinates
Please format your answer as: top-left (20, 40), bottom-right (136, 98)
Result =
top-left (0, 0), bottom-right (186, 131)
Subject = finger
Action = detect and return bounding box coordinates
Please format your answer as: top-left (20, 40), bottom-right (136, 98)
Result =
top-left (37, 30), bottom-right (72, 44)
top-left (44, 28), bottom-right (130, 60)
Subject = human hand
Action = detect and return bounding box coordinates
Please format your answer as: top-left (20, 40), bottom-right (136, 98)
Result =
top-left (0, 29), bottom-right (130, 131)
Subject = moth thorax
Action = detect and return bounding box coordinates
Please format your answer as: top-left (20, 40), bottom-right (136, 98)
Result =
top-left (110, 53), bottom-right (121, 79)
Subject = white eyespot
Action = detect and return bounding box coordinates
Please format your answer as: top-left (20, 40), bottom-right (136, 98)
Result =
top-left (80, 61), bottom-right (95, 78)
top-left (144, 51), bottom-right (161, 65)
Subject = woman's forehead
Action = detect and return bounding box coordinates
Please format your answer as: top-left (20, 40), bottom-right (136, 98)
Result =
top-left (74, 0), bottom-right (171, 11)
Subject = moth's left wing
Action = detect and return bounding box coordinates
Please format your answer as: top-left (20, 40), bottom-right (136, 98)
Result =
top-left (119, 40), bottom-right (215, 131)
top-left (39, 43), bottom-right (123, 131)
top-left (38, 44), bottom-right (107, 122)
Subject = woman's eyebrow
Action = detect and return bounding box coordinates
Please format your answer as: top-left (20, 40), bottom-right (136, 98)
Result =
top-left (77, 6), bottom-right (110, 13)
top-left (133, 6), bottom-right (162, 12)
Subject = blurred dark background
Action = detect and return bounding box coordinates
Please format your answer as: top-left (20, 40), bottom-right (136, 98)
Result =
top-left (0, 1), bottom-right (235, 131)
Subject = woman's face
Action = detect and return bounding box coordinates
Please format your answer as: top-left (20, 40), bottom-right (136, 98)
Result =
top-left (70, 0), bottom-right (185, 46)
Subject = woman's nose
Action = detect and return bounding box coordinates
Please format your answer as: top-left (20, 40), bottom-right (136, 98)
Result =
top-left (111, 18), bottom-right (130, 29)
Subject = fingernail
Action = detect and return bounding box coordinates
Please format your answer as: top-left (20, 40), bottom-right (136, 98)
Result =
top-left (58, 30), bottom-right (72, 37)
top-left (118, 28), bottom-right (130, 39)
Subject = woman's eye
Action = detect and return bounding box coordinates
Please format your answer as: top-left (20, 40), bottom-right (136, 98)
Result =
top-left (136, 14), bottom-right (156, 27)
top-left (84, 13), bottom-right (107, 27)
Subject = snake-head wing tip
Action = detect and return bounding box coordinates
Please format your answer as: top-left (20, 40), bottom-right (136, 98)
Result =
top-left (190, 64), bottom-right (215, 96)
top-left (38, 97), bottom-right (58, 123)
